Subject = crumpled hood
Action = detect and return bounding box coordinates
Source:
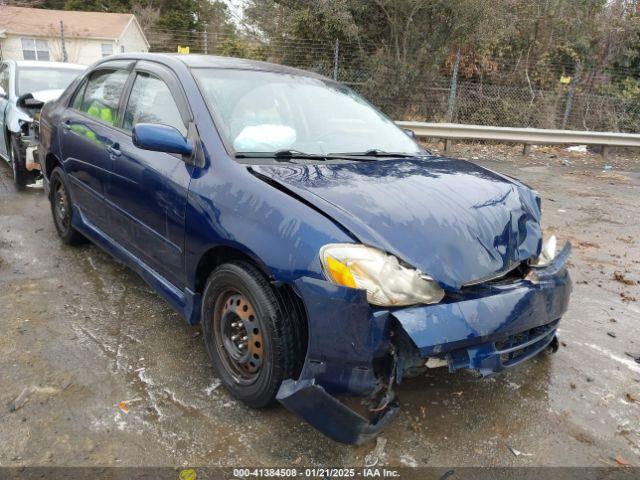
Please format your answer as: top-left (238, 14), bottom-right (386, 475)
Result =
top-left (252, 157), bottom-right (543, 290)
top-left (29, 89), bottom-right (64, 103)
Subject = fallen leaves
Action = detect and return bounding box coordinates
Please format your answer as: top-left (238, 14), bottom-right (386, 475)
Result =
top-left (620, 292), bottom-right (637, 303)
top-left (613, 271), bottom-right (637, 286)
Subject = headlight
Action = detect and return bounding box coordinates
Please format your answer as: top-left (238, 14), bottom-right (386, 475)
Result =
top-left (319, 244), bottom-right (444, 307)
top-left (532, 234), bottom-right (557, 267)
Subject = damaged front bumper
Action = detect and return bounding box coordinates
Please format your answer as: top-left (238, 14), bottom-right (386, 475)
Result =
top-left (18, 118), bottom-right (42, 172)
top-left (277, 243), bottom-right (572, 444)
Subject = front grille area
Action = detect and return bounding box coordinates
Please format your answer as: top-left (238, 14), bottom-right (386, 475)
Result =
top-left (447, 319), bottom-right (559, 375)
top-left (494, 320), bottom-right (559, 366)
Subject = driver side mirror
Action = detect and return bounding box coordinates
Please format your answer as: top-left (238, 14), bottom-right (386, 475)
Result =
top-left (0, 86), bottom-right (7, 99)
top-left (132, 123), bottom-right (193, 156)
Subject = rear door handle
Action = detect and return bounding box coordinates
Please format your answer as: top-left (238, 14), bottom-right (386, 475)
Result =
top-left (62, 120), bottom-right (71, 131)
top-left (107, 144), bottom-right (121, 157)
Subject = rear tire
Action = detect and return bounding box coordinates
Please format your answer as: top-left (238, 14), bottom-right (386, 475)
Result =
top-left (202, 261), bottom-right (304, 408)
top-left (49, 167), bottom-right (85, 245)
top-left (10, 135), bottom-right (31, 190)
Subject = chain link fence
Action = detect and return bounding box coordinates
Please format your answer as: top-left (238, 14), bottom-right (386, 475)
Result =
top-left (145, 29), bottom-right (640, 133)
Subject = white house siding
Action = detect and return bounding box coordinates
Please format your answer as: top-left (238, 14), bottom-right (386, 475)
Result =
top-left (0, 24), bottom-right (147, 65)
top-left (116, 20), bottom-right (148, 54)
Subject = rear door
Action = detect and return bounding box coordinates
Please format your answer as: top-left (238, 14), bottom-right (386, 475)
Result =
top-left (59, 64), bottom-right (130, 229)
top-left (107, 61), bottom-right (193, 288)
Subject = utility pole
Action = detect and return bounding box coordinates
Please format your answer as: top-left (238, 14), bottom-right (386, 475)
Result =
top-left (60, 20), bottom-right (68, 62)
top-left (333, 38), bottom-right (339, 81)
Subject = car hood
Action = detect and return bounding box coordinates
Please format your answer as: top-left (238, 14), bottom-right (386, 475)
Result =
top-left (29, 89), bottom-right (65, 103)
top-left (252, 157), bottom-right (543, 290)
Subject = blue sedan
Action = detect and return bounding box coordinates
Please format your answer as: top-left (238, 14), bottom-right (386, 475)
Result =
top-left (39, 53), bottom-right (571, 444)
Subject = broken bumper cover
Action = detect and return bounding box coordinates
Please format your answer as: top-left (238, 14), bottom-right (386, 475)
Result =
top-left (277, 243), bottom-right (571, 444)
top-left (277, 379), bottom-right (399, 445)
top-left (392, 242), bottom-right (572, 376)
top-left (277, 278), bottom-right (395, 445)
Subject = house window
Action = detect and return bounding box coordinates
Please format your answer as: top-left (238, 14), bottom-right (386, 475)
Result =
top-left (101, 43), bottom-right (113, 58)
top-left (21, 38), bottom-right (50, 61)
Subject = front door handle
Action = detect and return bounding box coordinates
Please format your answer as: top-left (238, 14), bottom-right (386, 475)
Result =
top-left (107, 144), bottom-right (121, 157)
top-left (61, 120), bottom-right (71, 131)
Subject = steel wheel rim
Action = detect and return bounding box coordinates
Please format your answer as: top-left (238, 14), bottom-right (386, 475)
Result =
top-left (213, 290), bottom-right (264, 385)
top-left (54, 181), bottom-right (70, 231)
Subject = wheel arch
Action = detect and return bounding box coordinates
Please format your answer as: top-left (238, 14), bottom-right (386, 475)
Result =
top-left (44, 152), bottom-right (62, 179)
top-left (193, 244), bottom-right (275, 296)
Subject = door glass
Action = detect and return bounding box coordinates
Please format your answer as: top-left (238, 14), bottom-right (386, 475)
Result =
top-left (71, 79), bottom-right (87, 110)
top-left (122, 73), bottom-right (187, 136)
top-left (80, 69), bottom-right (129, 126)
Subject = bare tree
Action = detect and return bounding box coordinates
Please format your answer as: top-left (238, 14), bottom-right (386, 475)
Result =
top-left (132, 2), bottom-right (161, 32)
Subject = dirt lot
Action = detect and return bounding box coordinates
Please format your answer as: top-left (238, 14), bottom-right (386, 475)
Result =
top-left (0, 144), bottom-right (639, 468)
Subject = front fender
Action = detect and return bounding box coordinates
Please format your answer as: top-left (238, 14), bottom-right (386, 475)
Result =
top-left (185, 160), bottom-right (357, 290)
top-left (5, 104), bottom-right (32, 133)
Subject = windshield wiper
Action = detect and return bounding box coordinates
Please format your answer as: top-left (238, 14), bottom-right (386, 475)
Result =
top-left (274, 149), bottom-right (330, 159)
top-left (236, 150), bottom-right (328, 160)
top-left (235, 150), bottom-right (377, 162)
top-left (333, 149), bottom-right (423, 158)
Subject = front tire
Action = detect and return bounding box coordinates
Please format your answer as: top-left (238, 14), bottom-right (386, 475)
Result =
top-left (49, 167), bottom-right (85, 245)
top-left (10, 135), bottom-right (31, 190)
top-left (202, 261), bottom-right (304, 408)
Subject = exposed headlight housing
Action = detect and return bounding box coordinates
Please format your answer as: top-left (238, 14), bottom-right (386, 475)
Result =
top-left (532, 234), bottom-right (557, 267)
top-left (319, 244), bottom-right (444, 307)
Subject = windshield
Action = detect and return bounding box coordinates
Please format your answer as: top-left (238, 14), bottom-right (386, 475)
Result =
top-left (192, 68), bottom-right (422, 157)
top-left (17, 67), bottom-right (83, 96)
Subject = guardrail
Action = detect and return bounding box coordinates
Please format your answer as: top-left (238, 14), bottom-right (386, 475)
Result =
top-left (396, 121), bottom-right (640, 158)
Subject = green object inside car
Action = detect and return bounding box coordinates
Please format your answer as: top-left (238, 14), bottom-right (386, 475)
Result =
top-left (87, 102), bottom-right (114, 125)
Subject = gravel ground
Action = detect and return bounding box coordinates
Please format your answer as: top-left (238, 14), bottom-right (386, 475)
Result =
top-left (0, 144), bottom-right (638, 468)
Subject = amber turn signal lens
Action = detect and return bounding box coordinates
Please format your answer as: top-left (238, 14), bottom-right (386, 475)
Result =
top-left (325, 255), bottom-right (357, 288)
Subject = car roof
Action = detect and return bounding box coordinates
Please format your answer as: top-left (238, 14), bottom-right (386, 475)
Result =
top-left (14, 60), bottom-right (86, 70)
top-left (96, 52), bottom-right (331, 81)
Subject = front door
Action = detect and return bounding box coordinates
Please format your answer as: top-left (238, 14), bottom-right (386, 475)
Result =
top-left (107, 64), bottom-right (193, 288)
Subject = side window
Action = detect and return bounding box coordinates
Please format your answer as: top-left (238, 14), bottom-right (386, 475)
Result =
top-left (122, 73), bottom-right (187, 136)
top-left (0, 64), bottom-right (9, 94)
top-left (79, 69), bottom-right (129, 126)
top-left (70, 79), bottom-right (87, 110)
